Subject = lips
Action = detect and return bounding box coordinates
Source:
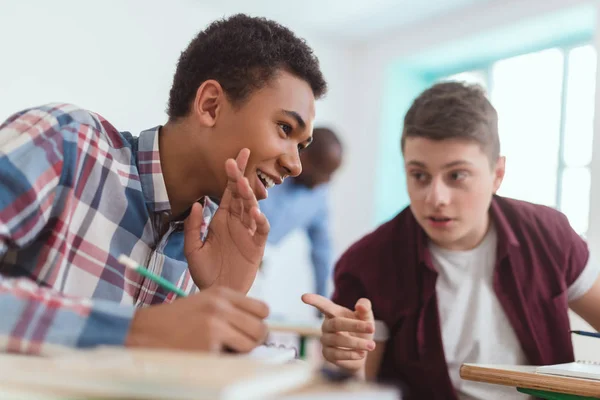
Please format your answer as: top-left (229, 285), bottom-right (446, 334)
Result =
top-left (425, 215), bottom-right (454, 229)
top-left (253, 169), bottom-right (283, 200)
top-left (429, 216), bottom-right (451, 222)
top-left (256, 169), bottom-right (275, 189)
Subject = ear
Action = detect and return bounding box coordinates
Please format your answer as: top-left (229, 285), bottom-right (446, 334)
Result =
top-left (492, 156), bottom-right (506, 193)
top-left (191, 80), bottom-right (225, 127)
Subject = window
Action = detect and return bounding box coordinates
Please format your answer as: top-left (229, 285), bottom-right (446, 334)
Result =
top-left (441, 44), bottom-right (597, 235)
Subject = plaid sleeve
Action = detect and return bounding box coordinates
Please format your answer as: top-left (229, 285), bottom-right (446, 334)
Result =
top-left (0, 106), bottom-right (134, 355)
top-left (0, 275), bottom-right (134, 355)
top-left (0, 105), bottom-right (70, 254)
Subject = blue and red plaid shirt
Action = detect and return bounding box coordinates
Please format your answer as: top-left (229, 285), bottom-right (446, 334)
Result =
top-left (0, 104), bottom-right (216, 355)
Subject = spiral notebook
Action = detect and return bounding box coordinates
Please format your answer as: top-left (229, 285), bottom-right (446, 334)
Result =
top-left (536, 360), bottom-right (600, 380)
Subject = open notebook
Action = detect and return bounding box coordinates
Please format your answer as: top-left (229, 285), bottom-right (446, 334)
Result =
top-left (0, 347), bottom-right (313, 400)
top-left (537, 360), bottom-right (600, 380)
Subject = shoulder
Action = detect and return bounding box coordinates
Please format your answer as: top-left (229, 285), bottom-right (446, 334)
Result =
top-left (495, 196), bottom-right (573, 241)
top-left (1, 103), bottom-right (130, 150)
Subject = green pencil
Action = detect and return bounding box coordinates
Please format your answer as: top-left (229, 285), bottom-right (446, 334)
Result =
top-left (118, 254), bottom-right (188, 298)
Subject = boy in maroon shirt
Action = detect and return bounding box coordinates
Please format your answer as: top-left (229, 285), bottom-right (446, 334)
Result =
top-left (303, 82), bottom-right (600, 399)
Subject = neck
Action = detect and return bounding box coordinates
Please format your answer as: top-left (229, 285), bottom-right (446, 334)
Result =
top-left (159, 119), bottom-right (218, 217)
top-left (455, 212), bottom-right (492, 251)
top-left (463, 212), bottom-right (491, 250)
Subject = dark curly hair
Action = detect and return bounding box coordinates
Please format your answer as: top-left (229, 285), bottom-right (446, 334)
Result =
top-left (167, 14), bottom-right (327, 119)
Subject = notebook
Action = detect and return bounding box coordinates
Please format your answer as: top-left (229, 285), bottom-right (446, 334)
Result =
top-left (0, 348), bottom-right (313, 400)
top-left (245, 344), bottom-right (298, 364)
top-left (536, 360), bottom-right (600, 380)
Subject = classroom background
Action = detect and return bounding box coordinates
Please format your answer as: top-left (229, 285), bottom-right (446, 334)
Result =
top-left (2, 0), bottom-right (600, 358)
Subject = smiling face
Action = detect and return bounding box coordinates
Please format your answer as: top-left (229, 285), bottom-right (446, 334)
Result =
top-left (404, 137), bottom-right (505, 250)
top-left (200, 70), bottom-right (316, 200)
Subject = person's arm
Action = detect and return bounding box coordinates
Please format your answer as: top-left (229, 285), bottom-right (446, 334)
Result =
top-left (307, 201), bottom-right (333, 297)
top-left (301, 247), bottom-right (387, 380)
top-left (570, 275), bottom-right (600, 331)
top-left (568, 247), bottom-right (600, 331)
top-left (0, 275), bottom-right (134, 355)
top-left (0, 106), bottom-right (135, 355)
top-left (559, 216), bottom-right (600, 330)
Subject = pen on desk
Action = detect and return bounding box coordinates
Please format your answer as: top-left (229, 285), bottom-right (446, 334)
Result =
top-left (118, 254), bottom-right (188, 298)
top-left (570, 330), bottom-right (600, 339)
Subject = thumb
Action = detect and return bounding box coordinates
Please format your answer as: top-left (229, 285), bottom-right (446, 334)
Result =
top-left (184, 202), bottom-right (206, 255)
top-left (354, 298), bottom-right (374, 322)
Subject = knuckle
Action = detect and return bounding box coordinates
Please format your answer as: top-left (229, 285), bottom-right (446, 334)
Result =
top-left (215, 286), bottom-right (231, 297)
top-left (205, 316), bottom-right (221, 336)
top-left (255, 322), bottom-right (269, 341)
top-left (205, 298), bottom-right (219, 314)
top-left (330, 319), bottom-right (341, 332)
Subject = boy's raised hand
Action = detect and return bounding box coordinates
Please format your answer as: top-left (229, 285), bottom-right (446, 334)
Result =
top-left (184, 148), bottom-right (269, 293)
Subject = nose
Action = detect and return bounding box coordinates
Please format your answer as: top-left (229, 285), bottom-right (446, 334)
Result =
top-left (425, 177), bottom-right (450, 207)
top-left (279, 148), bottom-right (302, 177)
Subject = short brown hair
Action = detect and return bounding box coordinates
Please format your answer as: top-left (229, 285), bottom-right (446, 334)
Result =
top-left (401, 81), bottom-right (499, 163)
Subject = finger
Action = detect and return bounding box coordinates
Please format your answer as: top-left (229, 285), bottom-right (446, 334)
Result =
top-left (183, 202), bottom-right (205, 256)
top-left (215, 319), bottom-right (259, 353)
top-left (354, 298), bottom-right (374, 322)
top-left (223, 304), bottom-right (269, 343)
top-left (301, 293), bottom-right (351, 319)
top-left (321, 333), bottom-right (376, 351)
top-left (236, 176), bottom-right (258, 231)
top-left (217, 287), bottom-right (270, 319)
top-left (322, 317), bottom-right (374, 335)
top-left (252, 207), bottom-right (270, 246)
top-left (235, 148), bottom-right (250, 174)
top-left (219, 158), bottom-right (245, 212)
top-left (322, 347), bottom-right (367, 362)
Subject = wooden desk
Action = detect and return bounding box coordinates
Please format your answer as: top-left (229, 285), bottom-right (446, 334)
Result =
top-left (0, 348), bottom-right (398, 399)
top-left (460, 363), bottom-right (600, 399)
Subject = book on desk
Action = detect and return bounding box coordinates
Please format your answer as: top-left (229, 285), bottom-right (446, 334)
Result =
top-left (0, 347), bottom-right (399, 400)
top-left (0, 347), bottom-right (311, 400)
top-left (536, 360), bottom-right (600, 381)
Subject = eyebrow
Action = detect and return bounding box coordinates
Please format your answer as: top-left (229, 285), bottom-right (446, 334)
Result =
top-left (406, 160), bottom-right (474, 169)
top-left (281, 109), bottom-right (306, 129)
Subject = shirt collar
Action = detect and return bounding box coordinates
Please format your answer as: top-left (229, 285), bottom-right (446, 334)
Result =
top-left (489, 194), bottom-right (520, 258)
top-left (136, 126), bottom-right (171, 214)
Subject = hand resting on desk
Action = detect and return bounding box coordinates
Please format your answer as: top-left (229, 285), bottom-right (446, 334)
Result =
top-left (126, 286), bottom-right (269, 353)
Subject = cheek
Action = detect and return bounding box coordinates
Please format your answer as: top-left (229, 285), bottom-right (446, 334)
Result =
top-left (407, 187), bottom-right (426, 211)
top-left (458, 184), bottom-right (492, 212)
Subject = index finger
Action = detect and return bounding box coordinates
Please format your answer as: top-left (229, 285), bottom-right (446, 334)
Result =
top-left (301, 293), bottom-right (351, 318)
top-left (235, 148), bottom-right (250, 174)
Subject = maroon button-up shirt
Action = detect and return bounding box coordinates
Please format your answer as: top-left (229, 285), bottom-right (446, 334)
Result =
top-left (332, 195), bottom-right (589, 399)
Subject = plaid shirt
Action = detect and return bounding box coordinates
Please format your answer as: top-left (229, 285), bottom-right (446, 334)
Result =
top-left (0, 104), bottom-right (216, 355)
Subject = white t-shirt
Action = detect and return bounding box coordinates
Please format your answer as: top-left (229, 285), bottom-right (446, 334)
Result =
top-left (429, 224), bottom-right (599, 400)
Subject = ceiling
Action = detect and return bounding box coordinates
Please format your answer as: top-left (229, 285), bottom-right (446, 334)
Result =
top-left (197, 0), bottom-right (492, 41)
